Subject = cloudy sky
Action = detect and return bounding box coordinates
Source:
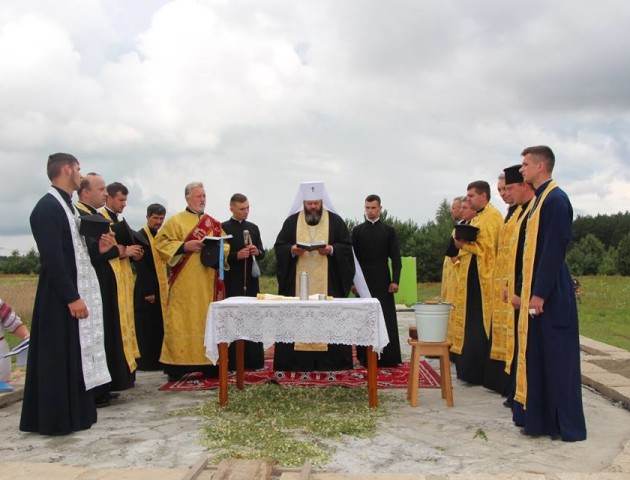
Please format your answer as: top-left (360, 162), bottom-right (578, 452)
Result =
top-left (1, 0), bottom-right (630, 254)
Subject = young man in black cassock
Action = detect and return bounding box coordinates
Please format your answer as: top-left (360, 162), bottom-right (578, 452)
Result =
top-left (20, 153), bottom-right (111, 435)
top-left (133, 204), bottom-right (167, 371)
top-left (222, 193), bottom-right (265, 370)
top-left (96, 182), bottom-right (143, 395)
top-left (352, 194), bottom-right (402, 367)
top-left (274, 182), bottom-right (355, 371)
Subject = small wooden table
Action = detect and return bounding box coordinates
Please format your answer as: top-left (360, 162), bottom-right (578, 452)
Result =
top-left (205, 297), bottom-right (390, 408)
top-left (407, 339), bottom-right (454, 407)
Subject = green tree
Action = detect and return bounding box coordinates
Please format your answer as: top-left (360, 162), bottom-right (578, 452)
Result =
top-left (566, 234), bottom-right (605, 275)
top-left (598, 246), bottom-right (618, 275)
top-left (414, 200), bottom-right (453, 282)
top-left (572, 211), bottom-right (630, 248)
top-left (617, 232), bottom-right (630, 276)
top-left (258, 247), bottom-right (277, 277)
top-left (0, 249), bottom-right (38, 274)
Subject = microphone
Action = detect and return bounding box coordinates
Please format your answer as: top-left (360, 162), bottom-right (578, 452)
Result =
top-left (243, 230), bottom-right (250, 246)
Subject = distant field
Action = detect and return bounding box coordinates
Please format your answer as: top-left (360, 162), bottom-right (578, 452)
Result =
top-left (1, 275), bottom-right (36, 348)
top-left (1, 274), bottom-right (628, 351)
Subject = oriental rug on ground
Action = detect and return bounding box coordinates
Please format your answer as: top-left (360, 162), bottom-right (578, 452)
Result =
top-left (159, 358), bottom-right (441, 391)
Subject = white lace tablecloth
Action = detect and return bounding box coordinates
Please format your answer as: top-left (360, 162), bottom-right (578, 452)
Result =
top-left (205, 297), bottom-right (389, 364)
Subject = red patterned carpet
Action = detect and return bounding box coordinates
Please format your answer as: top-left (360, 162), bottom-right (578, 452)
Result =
top-left (159, 358), bottom-right (441, 391)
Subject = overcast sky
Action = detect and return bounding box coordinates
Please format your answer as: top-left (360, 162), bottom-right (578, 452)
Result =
top-left (1, 0), bottom-right (630, 254)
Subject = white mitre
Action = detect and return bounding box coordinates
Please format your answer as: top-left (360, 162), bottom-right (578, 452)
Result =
top-left (285, 180), bottom-right (371, 300)
top-left (288, 181), bottom-right (338, 216)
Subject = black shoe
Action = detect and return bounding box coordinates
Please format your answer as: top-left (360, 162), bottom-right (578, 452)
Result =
top-left (109, 392), bottom-right (121, 399)
top-left (95, 396), bottom-right (111, 408)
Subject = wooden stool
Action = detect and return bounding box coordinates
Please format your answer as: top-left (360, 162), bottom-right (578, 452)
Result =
top-left (407, 339), bottom-right (454, 407)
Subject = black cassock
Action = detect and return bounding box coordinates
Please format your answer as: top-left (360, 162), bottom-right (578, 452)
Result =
top-left (20, 189), bottom-right (97, 435)
top-left (78, 204), bottom-right (134, 393)
top-left (133, 227), bottom-right (165, 371)
top-left (352, 220), bottom-right (402, 367)
top-left (273, 210), bottom-right (355, 371)
top-left (222, 218), bottom-right (265, 370)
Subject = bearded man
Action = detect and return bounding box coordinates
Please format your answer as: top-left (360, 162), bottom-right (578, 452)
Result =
top-left (273, 181), bottom-right (355, 371)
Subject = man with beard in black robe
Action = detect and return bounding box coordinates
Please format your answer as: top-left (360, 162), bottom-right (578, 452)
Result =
top-left (352, 194), bottom-right (402, 367)
top-left (273, 181), bottom-right (355, 371)
top-left (222, 193), bottom-right (266, 370)
top-left (133, 203), bottom-right (168, 371)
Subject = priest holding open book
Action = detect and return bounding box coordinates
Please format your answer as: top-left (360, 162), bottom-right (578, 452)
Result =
top-left (273, 181), bottom-right (355, 371)
top-left (155, 181), bottom-right (230, 381)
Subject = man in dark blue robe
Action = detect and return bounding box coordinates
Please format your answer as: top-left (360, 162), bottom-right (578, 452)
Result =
top-left (515, 145), bottom-right (586, 442)
top-left (21, 153), bottom-right (112, 435)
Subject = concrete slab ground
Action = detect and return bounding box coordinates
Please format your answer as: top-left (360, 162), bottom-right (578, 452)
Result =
top-left (1, 311), bottom-right (629, 480)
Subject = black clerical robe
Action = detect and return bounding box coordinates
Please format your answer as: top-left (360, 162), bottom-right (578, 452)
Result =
top-left (20, 189), bottom-right (97, 435)
top-left (133, 228), bottom-right (165, 371)
top-left (77, 204), bottom-right (134, 393)
top-left (352, 219), bottom-right (402, 367)
top-left (273, 210), bottom-right (355, 371)
top-left (222, 218), bottom-right (265, 369)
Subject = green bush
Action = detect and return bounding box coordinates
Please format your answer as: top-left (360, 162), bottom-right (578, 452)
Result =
top-left (567, 234), bottom-right (605, 275)
top-left (617, 232), bottom-right (630, 276)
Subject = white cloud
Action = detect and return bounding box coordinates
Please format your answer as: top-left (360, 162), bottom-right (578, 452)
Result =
top-left (1, 0), bottom-right (630, 253)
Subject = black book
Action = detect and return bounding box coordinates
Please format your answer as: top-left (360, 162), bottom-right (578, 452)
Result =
top-left (296, 241), bottom-right (327, 252)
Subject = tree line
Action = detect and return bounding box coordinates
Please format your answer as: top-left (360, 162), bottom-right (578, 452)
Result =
top-left (3, 209), bottom-right (630, 279)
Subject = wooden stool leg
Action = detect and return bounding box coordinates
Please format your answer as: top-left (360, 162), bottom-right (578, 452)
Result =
top-left (439, 351), bottom-right (447, 400)
top-left (441, 349), bottom-right (454, 407)
top-left (408, 345), bottom-right (421, 407)
top-left (406, 348), bottom-right (413, 401)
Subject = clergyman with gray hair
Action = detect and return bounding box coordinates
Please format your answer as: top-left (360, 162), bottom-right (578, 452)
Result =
top-left (155, 182), bottom-right (229, 381)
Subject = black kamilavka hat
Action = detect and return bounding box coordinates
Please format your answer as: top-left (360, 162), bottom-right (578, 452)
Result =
top-left (200, 238), bottom-right (220, 269)
top-left (503, 164), bottom-right (524, 185)
top-left (454, 224), bottom-right (479, 242)
top-left (111, 219), bottom-right (135, 246)
top-left (79, 214), bottom-right (110, 238)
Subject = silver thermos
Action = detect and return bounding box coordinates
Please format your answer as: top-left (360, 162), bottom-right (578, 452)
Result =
top-left (299, 271), bottom-right (309, 300)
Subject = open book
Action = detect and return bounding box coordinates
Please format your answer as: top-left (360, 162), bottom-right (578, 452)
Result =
top-left (3, 337), bottom-right (29, 366)
top-left (296, 241), bottom-right (326, 252)
top-left (202, 234), bottom-right (233, 244)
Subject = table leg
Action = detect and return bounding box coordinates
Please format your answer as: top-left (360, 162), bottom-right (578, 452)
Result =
top-left (218, 342), bottom-right (229, 406)
top-left (367, 346), bottom-right (378, 407)
top-left (236, 339), bottom-right (245, 390)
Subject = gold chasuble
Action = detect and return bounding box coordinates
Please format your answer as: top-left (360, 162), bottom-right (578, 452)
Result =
top-left (450, 204), bottom-right (503, 355)
top-left (155, 211), bottom-right (229, 365)
top-left (489, 208), bottom-right (521, 361)
top-left (503, 201), bottom-right (534, 375)
top-left (514, 181), bottom-right (558, 407)
top-left (440, 229), bottom-right (459, 303)
top-left (99, 208), bottom-right (140, 372)
top-left (294, 209), bottom-right (329, 352)
top-left (446, 247), bottom-right (469, 344)
top-left (143, 224), bottom-right (169, 321)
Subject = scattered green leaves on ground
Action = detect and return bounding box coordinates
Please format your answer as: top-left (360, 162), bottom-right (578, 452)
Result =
top-left (181, 384), bottom-right (390, 467)
top-left (473, 428), bottom-right (488, 441)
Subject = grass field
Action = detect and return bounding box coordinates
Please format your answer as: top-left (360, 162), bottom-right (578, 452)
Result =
top-left (2, 274), bottom-right (629, 351)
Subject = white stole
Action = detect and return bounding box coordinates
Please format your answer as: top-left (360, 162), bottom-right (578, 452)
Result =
top-left (48, 187), bottom-right (111, 390)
